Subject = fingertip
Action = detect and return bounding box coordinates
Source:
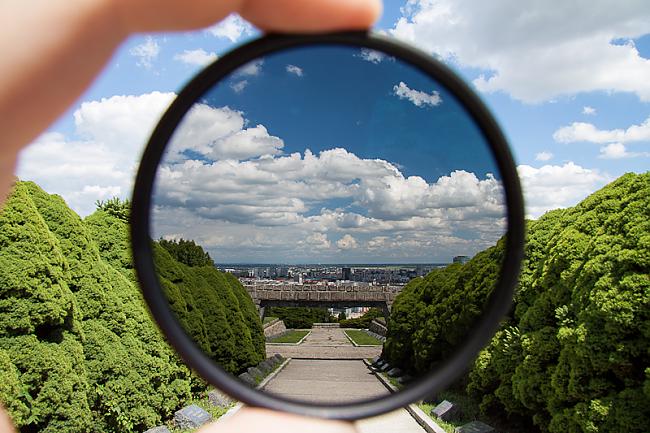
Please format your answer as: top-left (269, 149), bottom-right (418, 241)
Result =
top-left (241, 0), bottom-right (383, 33)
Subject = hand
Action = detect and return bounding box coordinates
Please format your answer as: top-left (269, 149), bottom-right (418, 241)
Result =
top-left (201, 407), bottom-right (356, 433)
top-left (0, 0), bottom-right (380, 431)
top-left (0, 0), bottom-right (381, 203)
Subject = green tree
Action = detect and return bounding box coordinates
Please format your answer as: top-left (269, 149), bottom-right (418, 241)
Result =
top-left (0, 181), bottom-right (266, 432)
top-left (159, 238), bottom-right (214, 267)
top-left (95, 197), bottom-right (130, 223)
top-left (388, 172), bottom-right (650, 433)
top-left (266, 307), bottom-right (332, 328)
top-left (468, 173), bottom-right (650, 432)
top-left (339, 307), bottom-right (384, 328)
top-left (0, 182), bottom-right (93, 432)
top-left (28, 182), bottom-right (196, 432)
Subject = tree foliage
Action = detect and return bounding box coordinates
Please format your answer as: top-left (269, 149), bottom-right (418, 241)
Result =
top-left (95, 197), bottom-right (130, 223)
top-left (0, 182), bottom-right (264, 432)
top-left (385, 239), bottom-right (504, 375)
top-left (154, 245), bottom-right (265, 374)
top-left (158, 238), bottom-right (213, 267)
top-left (339, 307), bottom-right (384, 328)
top-left (265, 307), bottom-right (334, 328)
top-left (386, 172), bottom-right (650, 432)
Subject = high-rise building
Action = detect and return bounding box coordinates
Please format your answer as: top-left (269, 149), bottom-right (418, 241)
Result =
top-left (341, 267), bottom-right (352, 280)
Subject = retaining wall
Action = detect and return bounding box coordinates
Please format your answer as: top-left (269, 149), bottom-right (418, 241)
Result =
top-left (263, 318), bottom-right (287, 338)
top-left (369, 319), bottom-right (387, 337)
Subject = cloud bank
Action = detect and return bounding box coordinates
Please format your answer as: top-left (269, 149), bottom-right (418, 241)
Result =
top-left (392, 0), bottom-right (650, 103)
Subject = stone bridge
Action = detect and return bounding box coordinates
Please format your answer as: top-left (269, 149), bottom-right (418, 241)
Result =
top-left (242, 281), bottom-right (402, 318)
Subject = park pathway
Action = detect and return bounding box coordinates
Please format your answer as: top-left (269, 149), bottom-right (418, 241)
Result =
top-left (263, 327), bottom-right (426, 433)
top-left (266, 326), bottom-right (382, 359)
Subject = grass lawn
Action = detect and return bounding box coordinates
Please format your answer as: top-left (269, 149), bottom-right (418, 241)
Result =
top-left (417, 389), bottom-right (480, 433)
top-left (263, 316), bottom-right (278, 325)
top-left (267, 330), bottom-right (309, 344)
top-left (418, 402), bottom-right (458, 433)
top-left (344, 329), bottom-right (382, 345)
top-left (417, 389), bottom-right (522, 433)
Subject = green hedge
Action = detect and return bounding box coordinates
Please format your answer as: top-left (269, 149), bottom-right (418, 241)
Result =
top-left (265, 307), bottom-right (334, 328)
top-left (0, 182), bottom-right (264, 432)
top-left (385, 172), bottom-right (650, 433)
top-left (384, 239), bottom-right (503, 375)
top-left (339, 308), bottom-right (384, 329)
top-left (154, 245), bottom-right (265, 374)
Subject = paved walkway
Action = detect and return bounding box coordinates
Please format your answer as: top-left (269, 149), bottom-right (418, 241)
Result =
top-left (263, 359), bottom-right (388, 402)
top-left (266, 326), bottom-right (382, 359)
top-left (263, 327), bottom-right (426, 433)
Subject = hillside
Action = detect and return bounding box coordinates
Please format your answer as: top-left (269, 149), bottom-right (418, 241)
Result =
top-left (0, 182), bottom-right (264, 432)
top-left (385, 172), bottom-right (650, 432)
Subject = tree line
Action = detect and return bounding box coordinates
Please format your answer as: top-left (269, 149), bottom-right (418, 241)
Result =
top-left (384, 172), bottom-right (649, 432)
top-left (0, 182), bottom-right (264, 432)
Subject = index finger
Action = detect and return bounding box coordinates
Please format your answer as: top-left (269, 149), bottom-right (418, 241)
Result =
top-left (116, 0), bottom-right (382, 34)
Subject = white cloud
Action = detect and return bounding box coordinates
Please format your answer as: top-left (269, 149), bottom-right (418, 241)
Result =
top-left (599, 142), bottom-right (629, 159)
top-left (598, 142), bottom-right (650, 159)
top-left (582, 106), bottom-right (597, 116)
top-left (206, 14), bottom-right (254, 42)
top-left (129, 36), bottom-right (160, 69)
top-left (336, 234), bottom-right (358, 250)
top-left (535, 151), bottom-right (553, 161)
top-left (393, 81), bottom-right (442, 107)
top-left (517, 162), bottom-right (610, 218)
top-left (286, 64), bottom-right (304, 77)
top-left (553, 116), bottom-right (650, 144)
top-left (357, 48), bottom-right (386, 64)
top-left (17, 92), bottom-right (175, 216)
top-left (230, 80), bottom-right (248, 93)
top-left (235, 59), bottom-right (264, 77)
top-left (153, 107), bottom-right (508, 262)
top-left (306, 232), bottom-right (331, 249)
top-left (174, 49), bottom-right (218, 66)
top-left (392, 0), bottom-right (650, 103)
top-left (168, 104), bottom-right (286, 161)
top-left (211, 125), bottom-right (284, 160)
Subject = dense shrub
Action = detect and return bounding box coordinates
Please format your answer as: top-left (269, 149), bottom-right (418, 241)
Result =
top-left (339, 307), bottom-right (384, 328)
top-left (386, 173), bottom-right (650, 432)
top-left (0, 182), bottom-right (264, 432)
top-left (154, 246), bottom-right (265, 374)
top-left (473, 172), bottom-right (649, 433)
top-left (385, 239), bottom-right (503, 375)
top-left (265, 307), bottom-right (333, 328)
top-left (95, 197), bottom-right (130, 223)
top-left (159, 238), bottom-right (213, 267)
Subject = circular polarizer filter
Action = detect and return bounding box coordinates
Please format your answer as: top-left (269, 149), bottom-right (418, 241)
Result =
top-left (131, 31), bottom-right (525, 420)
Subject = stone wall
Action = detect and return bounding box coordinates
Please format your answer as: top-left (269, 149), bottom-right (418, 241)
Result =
top-left (368, 319), bottom-right (387, 337)
top-left (312, 323), bottom-right (340, 328)
top-left (263, 318), bottom-right (287, 338)
top-left (244, 282), bottom-right (402, 306)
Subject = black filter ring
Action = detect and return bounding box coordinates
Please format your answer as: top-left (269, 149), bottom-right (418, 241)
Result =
top-left (131, 31), bottom-right (525, 420)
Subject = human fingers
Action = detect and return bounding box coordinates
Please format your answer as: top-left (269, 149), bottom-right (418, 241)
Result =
top-left (197, 407), bottom-right (357, 433)
top-left (0, 405), bottom-right (15, 433)
top-left (114, 0), bottom-right (382, 34)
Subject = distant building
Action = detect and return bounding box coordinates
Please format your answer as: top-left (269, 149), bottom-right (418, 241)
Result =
top-left (341, 267), bottom-right (352, 280)
top-left (453, 255), bottom-right (470, 265)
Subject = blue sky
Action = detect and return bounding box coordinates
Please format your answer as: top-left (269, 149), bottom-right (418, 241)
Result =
top-left (150, 44), bottom-right (505, 263)
top-left (16, 0), bottom-right (650, 263)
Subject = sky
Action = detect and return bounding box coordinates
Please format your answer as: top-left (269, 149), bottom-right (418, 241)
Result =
top-left (150, 45), bottom-right (506, 263)
top-left (16, 0), bottom-right (650, 263)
